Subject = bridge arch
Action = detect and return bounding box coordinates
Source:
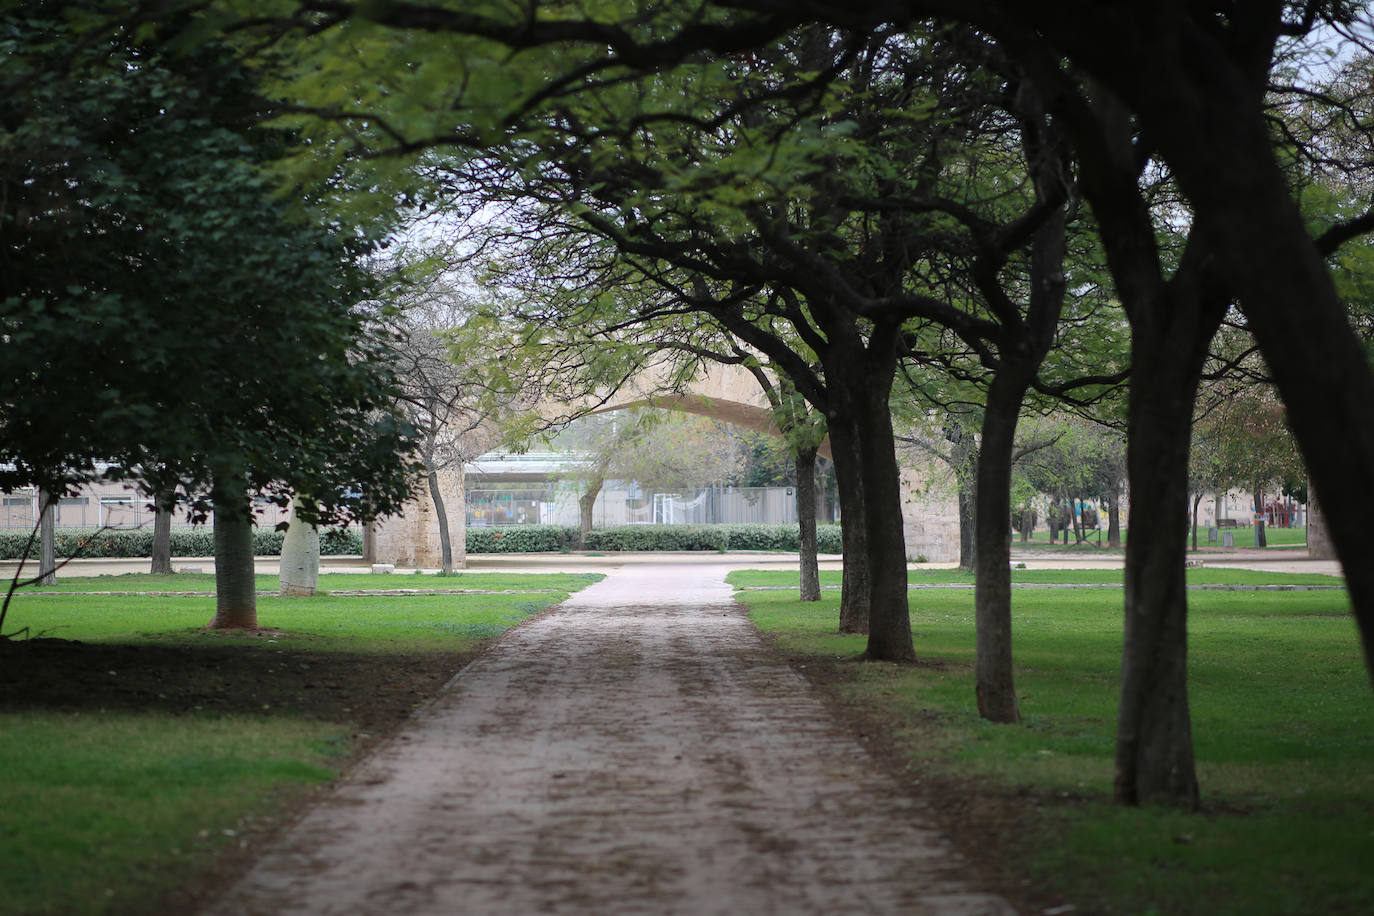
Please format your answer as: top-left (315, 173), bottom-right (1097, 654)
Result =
top-left (370, 362), bottom-right (957, 567)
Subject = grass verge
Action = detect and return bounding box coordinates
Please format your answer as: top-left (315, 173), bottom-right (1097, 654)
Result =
top-left (732, 574), bottom-right (1372, 915)
top-left (15, 571), bottom-right (603, 594)
top-left (0, 577), bottom-right (599, 914)
top-left (1015, 525), bottom-right (1310, 550)
top-left (728, 567), bottom-right (1344, 588)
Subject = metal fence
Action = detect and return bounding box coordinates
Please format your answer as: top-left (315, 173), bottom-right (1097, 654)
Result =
top-left (1, 490), bottom-right (293, 530)
top-left (465, 485), bottom-right (833, 528)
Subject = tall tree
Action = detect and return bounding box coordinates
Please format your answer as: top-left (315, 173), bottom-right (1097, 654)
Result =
top-left (223, 1), bottom-right (1374, 793)
top-left (1, 6), bottom-right (420, 627)
top-left (555, 410), bottom-right (745, 539)
top-left (390, 284), bottom-right (496, 574)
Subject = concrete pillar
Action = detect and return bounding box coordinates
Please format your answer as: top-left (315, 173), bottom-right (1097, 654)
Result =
top-left (899, 462), bottom-right (961, 563)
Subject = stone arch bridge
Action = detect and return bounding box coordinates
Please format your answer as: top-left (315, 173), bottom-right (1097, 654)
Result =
top-left (371, 363), bottom-right (959, 567)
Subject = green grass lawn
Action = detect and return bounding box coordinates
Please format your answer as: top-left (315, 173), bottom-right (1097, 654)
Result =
top-left (0, 712), bottom-right (340, 916)
top-left (728, 566), bottom-right (1345, 588)
top-left (0, 576), bottom-right (601, 914)
top-left (1016, 524), bottom-right (1310, 550)
top-left (1, 591), bottom-right (578, 650)
top-left (733, 573), bottom-right (1372, 915)
top-left (17, 570), bottom-right (603, 594)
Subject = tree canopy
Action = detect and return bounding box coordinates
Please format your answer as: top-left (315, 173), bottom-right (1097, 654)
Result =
top-left (0, 3), bottom-right (419, 525)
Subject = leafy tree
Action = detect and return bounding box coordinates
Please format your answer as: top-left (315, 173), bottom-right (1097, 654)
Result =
top-left (387, 276), bottom-right (502, 573)
top-left (1191, 380), bottom-right (1305, 546)
top-left (220, 1), bottom-right (1374, 799)
top-left (0, 6), bottom-right (419, 627)
top-left (555, 410), bottom-right (745, 540)
top-left (1018, 415), bottom-right (1126, 545)
top-left (735, 360), bottom-right (830, 602)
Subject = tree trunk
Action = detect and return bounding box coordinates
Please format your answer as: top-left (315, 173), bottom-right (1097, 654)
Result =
top-left (278, 496), bottom-right (320, 596)
top-left (362, 521), bottom-right (377, 563)
top-left (795, 444), bottom-right (821, 602)
top-left (428, 465), bottom-right (452, 574)
top-left (1190, 492), bottom-right (1203, 552)
top-left (150, 488), bottom-right (175, 575)
top-left (1118, 339), bottom-right (1205, 809)
top-left (1251, 486), bottom-right (1267, 549)
top-left (37, 489), bottom-right (56, 586)
top-left (1126, 51), bottom-right (1374, 690)
top-left (958, 482), bottom-right (976, 570)
top-left (1109, 243), bottom-right (1226, 808)
top-left (839, 364), bottom-right (915, 663)
top-left (1106, 487), bottom-right (1122, 548)
top-left (949, 424), bottom-right (978, 572)
top-left (829, 420), bottom-right (870, 635)
top-left (973, 371), bottom-right (1026, 723)
top-left (578, 475), bottom-right (604, 549)
top-left (207, 471), bottom-right (258, 630)
top-left (968, 130), bottom-right (1066, 719)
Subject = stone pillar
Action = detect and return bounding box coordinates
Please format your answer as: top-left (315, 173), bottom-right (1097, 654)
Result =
top-left (372, 465), bottom-right (468, 569)
top-left (1306, 480), bottom-right (1334, 560)
top-left (899, 462), bottom-right (961, 563)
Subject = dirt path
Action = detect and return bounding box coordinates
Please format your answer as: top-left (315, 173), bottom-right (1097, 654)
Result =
top-left (205, 564), bottom-right (1015, 915)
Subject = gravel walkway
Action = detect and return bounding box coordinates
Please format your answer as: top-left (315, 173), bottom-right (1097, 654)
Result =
top-left (206, 563), bottom-right (1015, 916)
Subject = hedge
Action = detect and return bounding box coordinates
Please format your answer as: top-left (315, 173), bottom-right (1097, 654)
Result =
top-left (0, 523), bottom-right (838, 559)
top-left (464, 525), bottom-right (581, 554)
top-left (0, 526), bottom-right (362, 560)
top-left (466, 523), bottom-right (843, 554)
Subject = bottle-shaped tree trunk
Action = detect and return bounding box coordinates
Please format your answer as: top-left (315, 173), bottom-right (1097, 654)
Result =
top-left (279, 496), bottom-right (320, 596)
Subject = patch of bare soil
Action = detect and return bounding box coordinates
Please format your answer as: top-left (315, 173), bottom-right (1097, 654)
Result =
top-left (0, 634), bottom-right (474, 913)
top-left (0, 634), bottom-right (469, 732)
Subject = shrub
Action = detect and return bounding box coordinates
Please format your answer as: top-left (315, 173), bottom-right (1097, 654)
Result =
top-left (465, 523), bottom-right (844, 554)
top-left (464, 525), bottom-right (581, 554)
top-left (319, 528), bottom-right (364, 555)
top-left (0, 525), bottom-right (362, 560)
top-left (0, 522), bottom-right (835, 559)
